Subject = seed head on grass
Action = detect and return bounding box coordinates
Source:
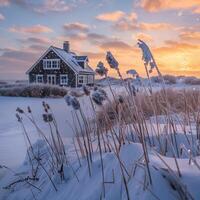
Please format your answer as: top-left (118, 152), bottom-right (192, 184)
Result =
top-left (27, 106), bottom-right (32, 113)
top-left (95, 61), bottom-right (108, 76)
top-left (43, 113), bottom-right (53, 123)
top-left (92, 88), bottom-right (107, 105)
top-left (126, 69), bottom-right (138, 77)
top-left (71, 97), bottom-right (80, 110)
top-left (118, 95), bottom-right (124, 104)
top-left (16, 113), bottom-right (22, 122)
top-left (16, 107), bottom-right (24, 114)
top-left (83, 85), bottom-right (90, 96)
top-left (42, 101), bottom-right (50, 113)
top-left (64, 95), bottom-right (80, 110)
top-left (137, 39), bottom-right (156, 74)
top-left (106, 51), bottom-right (119, 70)
top-left (64, 95), bottom-right (72, 106)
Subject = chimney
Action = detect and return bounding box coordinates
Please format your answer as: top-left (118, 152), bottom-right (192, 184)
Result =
top-left (63, 41), bottom-right (70, 53)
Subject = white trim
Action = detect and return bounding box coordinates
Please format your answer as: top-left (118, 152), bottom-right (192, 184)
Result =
top-left (26, 46), bottom-right (78, 74)
top-left (78, 75), bottom-right (87, 85)
top-left (88, 75), bottom-right (94, 84)
top-left (60, 74), bottom-right (68, 85)
top-left (36, 74), bottom-right (43, 83)
top-left (47, 74), bottom-right (56, 85)
top-left (43, 59), bottom-right (60, 70)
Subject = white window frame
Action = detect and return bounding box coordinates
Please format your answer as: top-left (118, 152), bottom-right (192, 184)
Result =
top-left (47, 75), bottom-right (56, 85)
top-left (78, 75), bottom-right (87, 85)
top-left (88, 75), bottom-right (94, 84)
top-left (36, 75), bottom-right (43, 83)
top-left (60, 74), bottom-right (68, 85)
top-left (43, 59), bottom-right (60, 70)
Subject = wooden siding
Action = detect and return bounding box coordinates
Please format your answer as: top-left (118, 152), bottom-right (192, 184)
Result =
top-left (29, 50), bottom-right (77, 87)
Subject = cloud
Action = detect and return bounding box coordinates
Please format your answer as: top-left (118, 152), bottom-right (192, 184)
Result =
top-left (179, 31), bottom-right (200, 41)
top-left (0, 0), bottom-right (9, 7)
top-left (100, 40), bottom-right (133, 51)
top-left (63, 22), bottom-right (89, 32)
top-left (9, 24), bottom-right (53, 34)
top-left (25, 37), bottom-right (51, 44)
top-left (139, 22), bottom-right (174, 30)
top-left (18, 36), bottom-right (51, 46)
top-left (132, 32), bottom-right (153, 42)
top-left (34, 0), bottom-right (70, 13)
top-left (96, 10), bottom-right (126, 22)
top-left (114, 20), bottom-right (174, 31)
top-left (193, 6), bottom-right (200, 14)
top-left (0, 13), bottom-right (5, 20)
top-left (0, 45), bottom-right (45, 79)
top-left (140, 0), bottom-right (200, 12)
top-left (108, 11), bottom-right (172, 32)
top-left (153, 40), bottom-right (200, 75)
top-left (28, 44), bottom-right (47, 51)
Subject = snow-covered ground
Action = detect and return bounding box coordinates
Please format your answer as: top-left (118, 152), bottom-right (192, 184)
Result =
top-left (0, 96), bottom-right (93, 169)
top-left (1, 83), bottom-right (200, 200)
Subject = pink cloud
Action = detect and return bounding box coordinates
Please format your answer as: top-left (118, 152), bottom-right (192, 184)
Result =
top-left (9, 24), bottom-right (53, 34)
top-left (0, 13), bottom-right (5, 20)
top-left (34, 0), bottom-right (70, 13)
top-left (96, 11), bottom-right (126, 22)
top-left (63, 22), bottom-right (89, 32)
top-left (140, 0), bottom-right (200, 12)
top-left (0, 0), bottom-right (9, 7)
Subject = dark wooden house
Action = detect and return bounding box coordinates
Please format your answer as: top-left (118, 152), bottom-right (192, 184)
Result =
top-left (26, 41), bottom-right (95, 87)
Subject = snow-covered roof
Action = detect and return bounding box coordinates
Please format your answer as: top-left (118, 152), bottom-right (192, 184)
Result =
top-left (74, 56), bottom-right (88, 61)
top-left (26, 46), bottom-right (94, 74)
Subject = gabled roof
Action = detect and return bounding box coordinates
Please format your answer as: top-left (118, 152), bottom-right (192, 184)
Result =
top-left (26, 46), bottom-right (94, 74)
top-left (74, 56), bottom-right (88, 61)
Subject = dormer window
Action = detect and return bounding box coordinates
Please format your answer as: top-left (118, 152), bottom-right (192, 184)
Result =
top-left (43, 59), bottom-right (60, 69)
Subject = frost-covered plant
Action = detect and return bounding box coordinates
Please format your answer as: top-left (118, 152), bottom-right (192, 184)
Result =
top-left (83, 85), bottom-right (90, 96)
top-left (64, 95), bottom-right (72, 106)
top-left (126, 69), bottom-right (138, 77)
top-left (137, 39), bottom-right (156, 74)
top-left (128, 82), bottom-right (137, 96)
top-left (95, 61), bottom-right (108, 76)
top-left (64, 95), bottom-right (80, 110)
top-left (92, 88), bottom-right (107, 105)
top-left (106, 51), bottom-right (119, 70)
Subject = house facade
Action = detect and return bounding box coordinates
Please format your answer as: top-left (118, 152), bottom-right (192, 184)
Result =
top-left (26, 41), bottom-right (95, 87)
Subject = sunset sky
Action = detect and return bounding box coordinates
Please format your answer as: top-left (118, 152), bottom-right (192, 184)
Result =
top-left (0, 0), bottom-right (199, 80)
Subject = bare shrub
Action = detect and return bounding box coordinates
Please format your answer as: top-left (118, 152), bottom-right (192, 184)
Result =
top-left (184, 77), bottom-right (200, 85)
top-left (151, 75), bottom-right (177, 84)
top-left (0, 83), bottom-right (68, 97)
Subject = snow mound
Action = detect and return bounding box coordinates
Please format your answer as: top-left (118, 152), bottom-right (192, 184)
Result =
top-left (1, 139), bottom-right (200, 200)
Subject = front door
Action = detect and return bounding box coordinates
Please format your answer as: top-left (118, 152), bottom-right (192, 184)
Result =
top-left (47, 75), bottom-right (56, 85)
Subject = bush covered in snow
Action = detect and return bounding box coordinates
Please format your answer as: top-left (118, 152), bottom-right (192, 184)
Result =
top-left (183, 76), bottom-right (200, 85)
top-left (151, 75), bottom-right (177, 84)
top-left (0, 83), bottom-right (68, 97)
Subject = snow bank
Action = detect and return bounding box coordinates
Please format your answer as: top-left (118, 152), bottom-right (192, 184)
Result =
top-left (1, 139), bottom-right (200, 200)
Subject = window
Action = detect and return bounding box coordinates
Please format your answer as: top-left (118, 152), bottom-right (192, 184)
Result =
top-left (43, 59), bottom-right (60, 69)
top-left (47, 75), bottom-right (56, 85)
top-left (78, 75), bottom-right (87, 85)
top-left (88, 75), bottom-right (94, 84)
top-left (60, 75), bottom-right (68, 85)
top-left (36, 75), bottom-right (43, 83)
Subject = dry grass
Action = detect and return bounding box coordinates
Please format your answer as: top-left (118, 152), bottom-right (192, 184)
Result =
top-left (97, 89), bottom-right (200, 125)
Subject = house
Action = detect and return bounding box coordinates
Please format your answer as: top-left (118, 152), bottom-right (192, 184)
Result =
top-left (26, 41), bottom-right (95, 87)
